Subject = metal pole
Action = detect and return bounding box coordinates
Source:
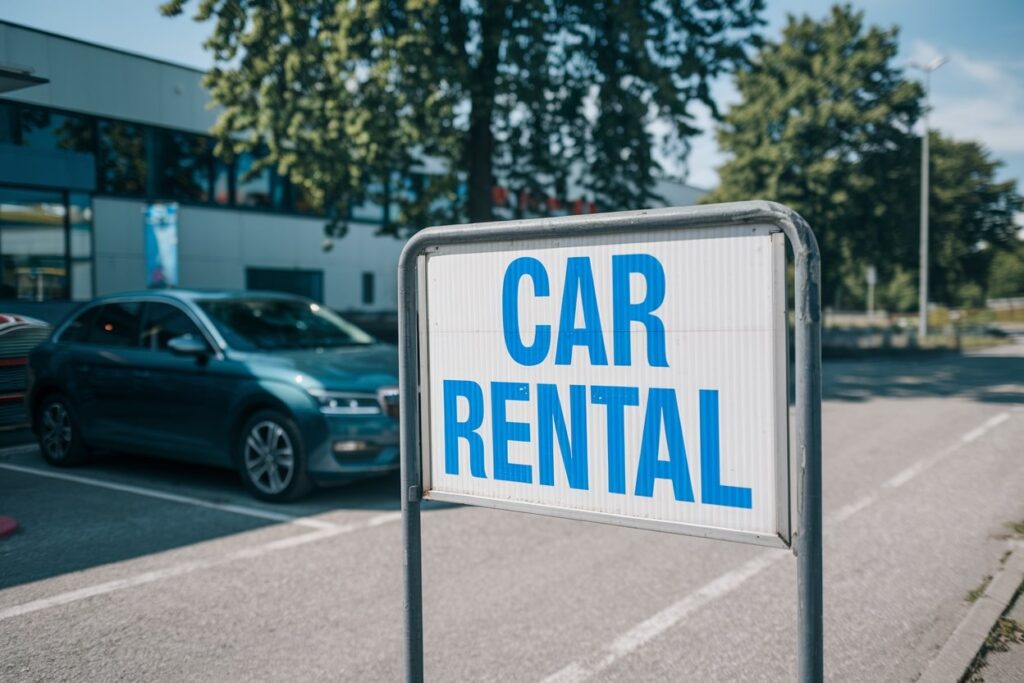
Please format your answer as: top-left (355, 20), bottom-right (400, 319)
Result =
top-left (398, 250), bottom-right (424, 683)
top-left (918, 69), bottom-right (930, 340)
top-left (793, 213), bottom-right (824, 683)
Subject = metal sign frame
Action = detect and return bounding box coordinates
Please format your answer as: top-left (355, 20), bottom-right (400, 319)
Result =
top-left (397, 201), bottom-right (823, 683)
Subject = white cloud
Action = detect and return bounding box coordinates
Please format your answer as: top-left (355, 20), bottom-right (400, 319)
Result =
top-left (909, 40), bottom-right (1024, 155)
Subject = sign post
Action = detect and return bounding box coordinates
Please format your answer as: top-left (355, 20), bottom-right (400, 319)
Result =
top-left (398, 201), bottom-right (822, 682)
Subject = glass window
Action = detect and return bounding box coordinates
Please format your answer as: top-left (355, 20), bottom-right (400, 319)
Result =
top-left (69, 193), bottom-right (93, 300)
top-left (86, 302), bottom-right (141, 347)
top-left (98, 120), bottom-right (147, 195)
top-left (361, 272), bottom-right (375, 305)
top-left (235, 151), bottom-right (274, 208)
top-left (154, 130), bottom-right (212, 202)
top-left (198, 298), bottom-right (373, 351)
top-left (0, 187), bottom-right (67, 300)
top-left (140, 303), bottom-right (204, 351)
top-left (19, 106), bottom-right (95, 154)
top-left (0, 102), bottom-right (17, 145)
top-left (213, 156), bottom-right (232, 205)
top-left (59, 306), bottom-right (97, 343)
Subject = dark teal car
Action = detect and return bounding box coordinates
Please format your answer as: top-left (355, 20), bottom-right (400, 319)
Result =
top-left (27, 291), bottom-right (400, 501)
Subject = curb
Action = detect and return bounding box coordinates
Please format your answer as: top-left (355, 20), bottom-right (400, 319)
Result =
top-left (918, 541), bottom-right (1024, 683)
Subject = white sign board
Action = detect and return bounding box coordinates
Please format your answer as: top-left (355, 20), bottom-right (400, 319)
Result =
top-left (418, 224), bottom-right (790, 547)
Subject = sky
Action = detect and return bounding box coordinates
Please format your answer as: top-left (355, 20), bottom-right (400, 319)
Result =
top-left (3, 0), bottom-right (1023, 190)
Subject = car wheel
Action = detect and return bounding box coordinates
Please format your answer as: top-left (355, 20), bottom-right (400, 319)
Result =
top-left (237, 410), bottom-right (312, 502)
top-left (37, 394), bottom-right (90, 466)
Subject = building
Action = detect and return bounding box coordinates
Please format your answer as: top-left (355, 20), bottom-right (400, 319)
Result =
top-left (0, 20), bottom-right (705, 321)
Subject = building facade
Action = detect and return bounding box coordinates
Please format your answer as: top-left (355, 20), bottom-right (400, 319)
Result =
top-left (0, 20), bottom-right (704, 320)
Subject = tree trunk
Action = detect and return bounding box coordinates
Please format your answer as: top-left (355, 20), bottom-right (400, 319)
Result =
top-left (465, 2), bottom-right (505, 223)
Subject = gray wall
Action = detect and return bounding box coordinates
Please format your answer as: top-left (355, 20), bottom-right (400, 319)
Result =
top-left (93, 198), bottom-right (404, 311)
top-left (0, 21), bottom-right (216, 133)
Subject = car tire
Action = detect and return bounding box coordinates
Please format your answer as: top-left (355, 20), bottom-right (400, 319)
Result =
top-left (236, 410), bottom-right (313, 502)
top-left (37, 393), bottom-right (90, 467)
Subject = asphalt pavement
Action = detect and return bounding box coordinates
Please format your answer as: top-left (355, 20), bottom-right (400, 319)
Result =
top-left (1, 345), bottom-right (1023, 681)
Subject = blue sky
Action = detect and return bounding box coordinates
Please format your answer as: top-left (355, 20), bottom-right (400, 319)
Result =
top-left (3, 0), bottom-right (1023, 189)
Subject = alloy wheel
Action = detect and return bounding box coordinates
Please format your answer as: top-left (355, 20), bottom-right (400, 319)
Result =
top-left (41, 402), bottom-right (72, 462)
top-left (243, 420), bottom-right (296, 495)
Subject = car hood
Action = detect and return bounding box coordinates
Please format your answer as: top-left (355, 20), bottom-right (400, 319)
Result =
top-left (232, 343), bottom-right (399, 392)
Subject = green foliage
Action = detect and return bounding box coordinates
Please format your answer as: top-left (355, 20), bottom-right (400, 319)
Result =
top-left (988, 242), bottom-right (1024, 298)
top-left (703, 4), bottom-right (922, 307)
top-left (928, 133), bottom-right (1022, 306)
top-left (161, 0), bottom-right (764, 238)
top-left (704, 4), bottom-right (1023, 309)
top-left (877, 266), bottom-right (917, 313)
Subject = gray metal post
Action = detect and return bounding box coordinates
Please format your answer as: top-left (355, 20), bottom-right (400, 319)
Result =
top-left (398, 249), bottom-right (424, 683)
top-left (913, 57), bottom-right (946, 340)
top-left (791, 211), bottom-right (824, 683)
top-left (918, 73), bottom-right (930, 341)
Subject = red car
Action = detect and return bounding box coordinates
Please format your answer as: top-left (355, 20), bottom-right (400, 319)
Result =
top-left (0, 314), bottom-right (52, 431)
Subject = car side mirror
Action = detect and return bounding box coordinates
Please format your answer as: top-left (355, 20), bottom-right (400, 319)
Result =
top-left (167, 334), bottom-right (209, 359)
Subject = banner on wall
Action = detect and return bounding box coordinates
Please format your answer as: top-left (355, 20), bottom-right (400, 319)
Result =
top-left (144, 203), bottom-right (179, 288)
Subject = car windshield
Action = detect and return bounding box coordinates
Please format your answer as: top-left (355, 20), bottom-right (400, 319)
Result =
top-left (198, 298), bottom-right (375, 351)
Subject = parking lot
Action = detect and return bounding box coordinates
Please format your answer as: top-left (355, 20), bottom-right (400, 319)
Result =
top-left (2, 349), bottom-right (1024, 681)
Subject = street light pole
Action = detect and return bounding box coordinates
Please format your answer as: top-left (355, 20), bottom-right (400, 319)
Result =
top-left (911, 56), bottom-right (947, 340)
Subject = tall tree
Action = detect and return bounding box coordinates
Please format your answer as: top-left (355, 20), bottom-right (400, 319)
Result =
top-left (703, 4), bottom-right (922, 307)
top-left (161, 0), bottom-right (764, 238)
top-left (926, 133), bottom-right (1022, 306)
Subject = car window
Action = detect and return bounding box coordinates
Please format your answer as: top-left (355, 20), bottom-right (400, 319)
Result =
top-left (198, 298), bottom-right (374, 351)
top-left (86, 302), bottom-right (142, 347)
top-left (59, 306), bottom-right (97, 343)
top-left (141, 303), bottom-right (205, 351)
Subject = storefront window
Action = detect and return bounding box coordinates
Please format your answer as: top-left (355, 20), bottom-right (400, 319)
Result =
top-left (98, 120), bottom-right (147, 195)
top-left (235, 152), bottom-right (272, 208)
top-left (0, 102), bottom-right (16, 145)
top-left (19, 106), bottom-right (95, 153)
top-left (0, 187), bottom-right (68, 300)
top-left (213, 156), bottom-right (232, 205)
top-left (154, 130), bottom-right (212, 202)
top-left (69, 193), bottom-right (93, 300)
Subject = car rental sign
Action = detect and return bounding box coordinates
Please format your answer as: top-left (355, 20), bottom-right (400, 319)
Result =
top-left (414, 217), bottom-right (791, 548)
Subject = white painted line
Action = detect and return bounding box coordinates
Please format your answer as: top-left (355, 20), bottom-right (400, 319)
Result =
top-left (0, 462), bottom-right (337, 531)
top-left (543, 552), bottom-right (785, 683)
top-left (827, 494), bottom-right (874, 524)
top-left (884, 412), bottom-right (1009, 490)
top-left (0, 511), bottom-right (400, 622)
top-left (962, 412), bottom-right (1009, 443)
top-left (541, 411), bottom-right (1013, 683)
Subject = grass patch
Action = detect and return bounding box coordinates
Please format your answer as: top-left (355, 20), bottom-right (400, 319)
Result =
top-left (1008, 521), bottom-right (1024, 537)
top-left (967, 575), bottom-right (994, 604)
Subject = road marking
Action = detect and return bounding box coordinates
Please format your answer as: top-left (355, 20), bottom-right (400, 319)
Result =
top-left (0, 461), bottom-right (337, 530)
top-left (541, 411), bottom-right (1012, 683)
top-left (883, 412), bottom-right (1008, 490)
top-left (0, 511), bottom-right (400, 622)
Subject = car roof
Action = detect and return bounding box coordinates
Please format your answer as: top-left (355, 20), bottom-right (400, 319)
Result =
top-left (89, 289), bottom-right (314, 305)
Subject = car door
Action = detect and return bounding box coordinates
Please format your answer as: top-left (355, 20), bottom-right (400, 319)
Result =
top-left (71, 301), bottom-right (146, 448)
top-left (132, 301), bottom-right (233, 462)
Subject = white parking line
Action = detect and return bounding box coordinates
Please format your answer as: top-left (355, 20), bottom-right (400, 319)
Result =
top-left (0, 460), bottom-right (337, 530)
top-left (0, 511), bottom-right (400, 622)
top-left (540, 411), bottom-right (1012, 683)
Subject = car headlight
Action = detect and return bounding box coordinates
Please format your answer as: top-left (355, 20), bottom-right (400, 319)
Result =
top-left (307, 389), bottom-right (382, 415)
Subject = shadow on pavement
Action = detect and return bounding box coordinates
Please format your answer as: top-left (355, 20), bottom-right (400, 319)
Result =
top-left (823, 352), bottom-right (1024, 404)
top-left (0, 446), bottom-right (441, 590)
